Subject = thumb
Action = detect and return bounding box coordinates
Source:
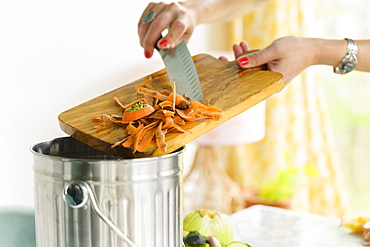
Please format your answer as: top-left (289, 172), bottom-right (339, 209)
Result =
top-left (236, 48), bottom-right (275, 69)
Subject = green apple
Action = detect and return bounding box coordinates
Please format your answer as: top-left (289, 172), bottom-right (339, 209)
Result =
top-left (226, 241), bottom-right (251, 247)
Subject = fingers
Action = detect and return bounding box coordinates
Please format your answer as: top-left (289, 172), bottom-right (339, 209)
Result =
top-left (138, 2), bottom-right (193, 59)
top-left (218, 56), bottom-right (229, 62)
top-left (159, 2), bottom-right (194, 49)
top-left (240, 41), bottom-right (249, 51)
top-left (236, 43), bottom-right (278, 69)
top-left (138, 2), bottom-right (168, 58)
top-left (232, 41), bottom-right (250, 59)
top-left (162, 18), bottom-right (190, 48)
top-left (229, 37), bottom-right (312, 85)
top-left (217, 41), bottom-right (250, 62)
top-left (138, 2), bottom-right (156, 25)
top-left (232, 44), bottom-right (244, 58)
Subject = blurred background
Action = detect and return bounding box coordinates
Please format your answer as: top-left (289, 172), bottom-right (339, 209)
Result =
top-left (0, 0), bottom-right (369, 220)
top-left (310, 0), bottom-right (370, 217)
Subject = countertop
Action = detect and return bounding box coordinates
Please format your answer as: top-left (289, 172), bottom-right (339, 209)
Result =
top-left (230, 205), bottom-right (362, 247)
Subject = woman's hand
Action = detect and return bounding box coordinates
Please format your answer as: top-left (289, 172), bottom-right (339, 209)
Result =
top-left (229, 37), bottom-right (370, 83)
top-left (232, 36), bottom-right (318, 84)
top-left (218, 40), bottom-right (252, 62)
top-left (138, 2), bottom-right (197, 58)
top-left (138, 0), bottom-right (270, 59)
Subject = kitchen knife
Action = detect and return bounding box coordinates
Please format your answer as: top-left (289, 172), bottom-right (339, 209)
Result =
top-left (156, 40), bottom-right (204, 101)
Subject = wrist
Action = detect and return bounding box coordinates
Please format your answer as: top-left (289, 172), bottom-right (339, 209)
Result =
top-left (314, 38), bottom-right (347, 67)
top-left (302, 37), bottom-right (321, 67)
top-left (179, 1), bottom-right (206, 26)
top-left (334, 39), bottom-right (358, 74)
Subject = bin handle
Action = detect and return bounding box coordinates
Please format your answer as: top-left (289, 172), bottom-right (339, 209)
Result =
top-left (63, 181), bottom-right (137, 247)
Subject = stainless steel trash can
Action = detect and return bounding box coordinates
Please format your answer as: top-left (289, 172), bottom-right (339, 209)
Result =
top-left (31, 137), bottom-right (184, 247)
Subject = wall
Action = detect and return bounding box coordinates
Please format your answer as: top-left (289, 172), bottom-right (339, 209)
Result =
top-left (0, 0), bottom-right (231, 207)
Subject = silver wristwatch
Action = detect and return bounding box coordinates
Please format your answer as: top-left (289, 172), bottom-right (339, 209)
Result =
top-left (334, 38), bottom-right (358, 74)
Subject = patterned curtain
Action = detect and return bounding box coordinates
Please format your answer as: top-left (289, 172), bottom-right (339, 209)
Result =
top-left (186, 0), bottom-right (350, 217)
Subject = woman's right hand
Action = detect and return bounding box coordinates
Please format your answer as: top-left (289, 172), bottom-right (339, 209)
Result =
top-left (138, 2), bottom-right (197, 58)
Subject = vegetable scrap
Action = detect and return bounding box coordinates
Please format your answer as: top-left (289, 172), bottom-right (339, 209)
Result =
top-left (342, 217), bottom-right (370, 245)
top-left (183, 209), bottom-right (234, 245)
top-left (92, 76), bottom-right (223, 154)
top-left (183, 209), bottom-right (251, 247)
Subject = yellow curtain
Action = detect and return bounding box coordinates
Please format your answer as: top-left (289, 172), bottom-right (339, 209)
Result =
top-left (189, 0), bottom-right (350, 217)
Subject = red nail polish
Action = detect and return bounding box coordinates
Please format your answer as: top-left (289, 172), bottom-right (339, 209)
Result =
top-left (144, 51), bottom-right (152, 58)
top-left (238, 57), bottom-right (249, 66)
top-left (159, 39), bottom-right (169, 48)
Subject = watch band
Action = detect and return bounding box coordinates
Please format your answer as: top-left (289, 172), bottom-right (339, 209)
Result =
top-left (334, 38), bottom-right (358, 74)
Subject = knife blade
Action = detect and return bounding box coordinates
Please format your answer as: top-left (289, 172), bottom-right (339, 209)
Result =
top-left (156, 40), bottom-right (204, 101)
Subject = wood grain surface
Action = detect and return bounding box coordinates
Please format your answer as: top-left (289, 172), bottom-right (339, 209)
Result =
top-left (58, 54), bottom-right (284, 158)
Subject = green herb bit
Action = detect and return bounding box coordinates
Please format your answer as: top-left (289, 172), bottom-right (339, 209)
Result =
top-left (127, 101), bottom-right (145, 111)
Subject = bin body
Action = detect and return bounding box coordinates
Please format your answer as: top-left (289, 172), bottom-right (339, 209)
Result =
top-left (32, 137), bottom-right (184, 247)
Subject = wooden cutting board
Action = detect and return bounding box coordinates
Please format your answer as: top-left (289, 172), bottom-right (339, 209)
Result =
top-left (58, 54), bottom-right (284, 158)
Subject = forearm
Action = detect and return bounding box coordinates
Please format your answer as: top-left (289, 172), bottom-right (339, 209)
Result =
top-left (180, 0), bottom-right (270, 25)
top-left (314, 38), bottom-right (370, 72)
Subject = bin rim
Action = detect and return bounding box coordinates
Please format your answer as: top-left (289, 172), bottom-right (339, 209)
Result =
top-left (30, 136), bottom-right (185, 162)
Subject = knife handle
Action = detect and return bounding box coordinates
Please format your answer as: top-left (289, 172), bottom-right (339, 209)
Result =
top-left (154, 35), bottom-right (163, 52)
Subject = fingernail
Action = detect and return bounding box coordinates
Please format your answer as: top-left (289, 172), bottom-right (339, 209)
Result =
top-left (144, 51), bottom-right (152, 59)
top-left (159, 39), bottom-right (169, 48)
top-left (238, 57), bottom-right (249, 66)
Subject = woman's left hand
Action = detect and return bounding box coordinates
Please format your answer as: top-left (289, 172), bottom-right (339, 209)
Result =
top-left (223, 37), bottom-right (318, 84)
